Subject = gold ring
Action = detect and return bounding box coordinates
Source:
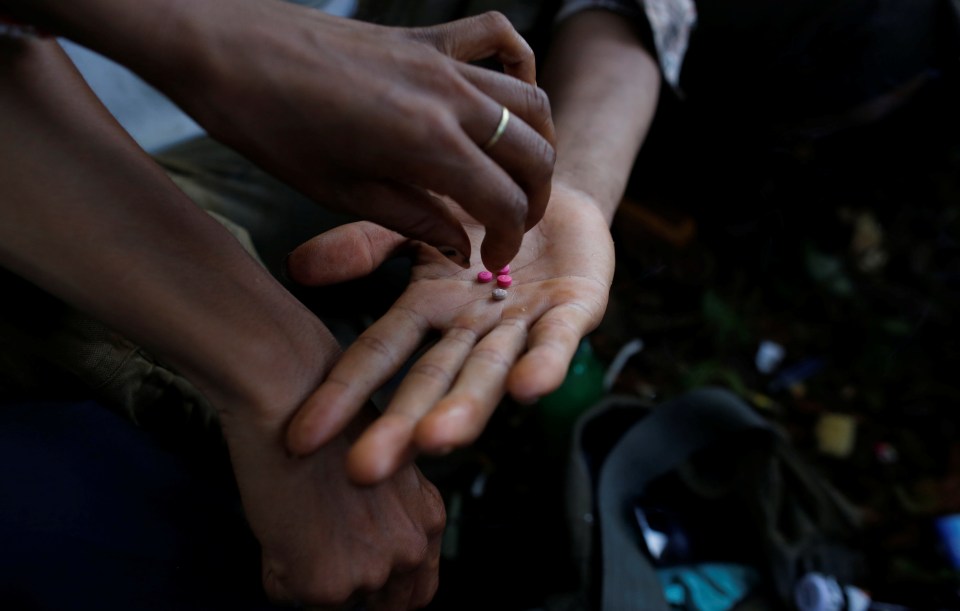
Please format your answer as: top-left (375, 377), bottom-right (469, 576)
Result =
top-left (482, 107), bottom-right (510, 151)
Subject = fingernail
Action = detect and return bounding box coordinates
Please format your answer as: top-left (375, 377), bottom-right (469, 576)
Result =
top-left (438, 246), bottom-right (469, 268)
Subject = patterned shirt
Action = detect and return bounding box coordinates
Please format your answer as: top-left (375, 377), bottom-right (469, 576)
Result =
top-left (555, 0), bottom-right (696, 89)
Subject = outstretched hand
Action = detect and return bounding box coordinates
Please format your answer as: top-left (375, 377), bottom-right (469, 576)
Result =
top-left (284, 185), bottom-right (614, 483)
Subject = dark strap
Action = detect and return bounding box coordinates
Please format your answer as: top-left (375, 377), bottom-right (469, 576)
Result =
top-left (593, 387), bottom-right (779, 611)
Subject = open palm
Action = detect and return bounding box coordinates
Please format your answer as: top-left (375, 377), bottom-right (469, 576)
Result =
top-left (285, 186), bottom-right (614, 483)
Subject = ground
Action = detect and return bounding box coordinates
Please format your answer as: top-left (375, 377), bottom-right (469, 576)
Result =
top-left (423, 70), bottom-right (960, 610)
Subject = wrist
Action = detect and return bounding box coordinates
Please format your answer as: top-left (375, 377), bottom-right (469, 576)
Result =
top-left (188, 298), bottom-right (341, 427)
top-left (550, 177), bottom-right (619, 226)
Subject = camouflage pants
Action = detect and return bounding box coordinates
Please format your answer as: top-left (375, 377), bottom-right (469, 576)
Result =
top-left (0, 137), bottom-right (353, 443)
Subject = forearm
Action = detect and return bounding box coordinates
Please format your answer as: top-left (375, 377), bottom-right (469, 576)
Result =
top-left (0, 0), bottom-right (268, 122)
top-left (0, 39), bottom-right (336, 418)
top-left (0, 0), bottom-right (196, 69)
top-left (540, 10), bottom-right (660, 223)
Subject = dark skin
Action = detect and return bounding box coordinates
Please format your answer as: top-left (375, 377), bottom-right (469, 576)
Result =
top-left (0, 38), bottom-right (445, 610)
top-left (1, 0), bottom-right (555, 271)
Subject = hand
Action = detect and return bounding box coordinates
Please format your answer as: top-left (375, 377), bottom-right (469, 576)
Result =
top-left (0, 38), bottom-right (445, 610)
top-left (284, 184), bottom-right (615, 483)
top-left (153, 2), bottom-right (556, 271)
top-left (220, 403), bottom-right (445, 610)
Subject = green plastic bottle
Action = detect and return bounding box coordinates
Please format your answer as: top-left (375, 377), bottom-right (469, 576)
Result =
top-left (537, 337), bottom-right (606, 457)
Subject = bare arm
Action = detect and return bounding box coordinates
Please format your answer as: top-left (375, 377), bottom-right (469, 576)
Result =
top-left (0, 0), bottom-right (556, 271)
top-left (541, 8), bottom-right (661, 222)
top-left (0, 38), bottom-right (444, 609)
top-left (0, 38), bottom-right (328, 413)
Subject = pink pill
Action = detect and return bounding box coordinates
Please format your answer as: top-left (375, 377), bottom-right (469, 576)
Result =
top-left (498, 264), bottom-right (510, 275)
top-left (496, 274), bottom-right (512, 288)
top-left (477, 270), bottom-right (494, 283)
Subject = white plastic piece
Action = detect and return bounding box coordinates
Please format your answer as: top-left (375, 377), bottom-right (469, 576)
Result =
top-left (795, 572), bottom-right (871, 611)
top-left (755, 340), bottom-right (786, 374)
top-left (603, 338), bottom-right (644, 391)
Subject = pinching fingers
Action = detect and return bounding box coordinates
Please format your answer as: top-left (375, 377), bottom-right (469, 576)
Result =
top-left (419, 11), bottom-right (537, 84)
top-left (459, 63), bottom-right (555, 146)
top-left (456, 67), bottom-right (554, 234)
top-left (424, 107), bottom-right (551, 269)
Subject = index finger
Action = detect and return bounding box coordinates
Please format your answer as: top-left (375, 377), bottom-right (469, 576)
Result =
top-left (285, 304), bottom-right (430, 457)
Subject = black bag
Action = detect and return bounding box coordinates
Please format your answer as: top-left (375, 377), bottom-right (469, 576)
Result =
top-left (561, 387), bottom-right (864, 610)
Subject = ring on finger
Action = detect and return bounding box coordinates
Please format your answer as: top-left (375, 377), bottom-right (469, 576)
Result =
top-left (482, 107), bottom-right (510, 151)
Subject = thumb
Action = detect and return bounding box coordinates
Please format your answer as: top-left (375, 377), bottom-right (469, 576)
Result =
top-left (286, 222), bottom-right (408, 287)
